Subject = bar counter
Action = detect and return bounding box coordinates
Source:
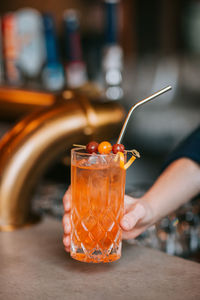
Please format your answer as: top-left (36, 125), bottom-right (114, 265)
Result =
top-left (0, 217), bottom-right (199, 300)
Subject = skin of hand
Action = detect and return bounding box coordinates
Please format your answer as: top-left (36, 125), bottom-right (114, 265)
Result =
top-left (63, 158), bottom-right (200, 251)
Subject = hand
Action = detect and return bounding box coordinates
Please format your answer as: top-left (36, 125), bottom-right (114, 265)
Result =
top-left (120, 195), bottom-right (154, 240)
top-left (62, 186), bottom-right (71, 252)
top-left (62, 188), bottom-right (155, 251)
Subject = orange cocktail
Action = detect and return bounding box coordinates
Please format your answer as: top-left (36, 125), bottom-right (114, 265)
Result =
top-left (71, 148), bottom-right (126, 263)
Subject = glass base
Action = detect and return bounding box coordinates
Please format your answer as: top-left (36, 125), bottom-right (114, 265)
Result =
top-left (71, 252), bottom-right (121, 263)
top-left (70, 243), bottom-right (122, 263)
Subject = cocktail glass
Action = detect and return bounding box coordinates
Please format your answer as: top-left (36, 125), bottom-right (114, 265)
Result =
top-left (70, 148), bottom-right (126, 263)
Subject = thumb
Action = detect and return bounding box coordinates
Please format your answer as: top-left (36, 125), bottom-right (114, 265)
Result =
top-left (120, 203), bottom-right (146, 231)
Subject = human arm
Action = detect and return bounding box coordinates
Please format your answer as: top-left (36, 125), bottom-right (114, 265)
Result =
top-left (121, 125), bottom-right (200, 239)
top-left (121, 157), bottom-right (200, 239)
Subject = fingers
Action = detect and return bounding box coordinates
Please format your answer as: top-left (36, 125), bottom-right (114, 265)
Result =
top-left (63, 234), bottom-right (70, 252)
top-left (62, 214), bottom-right (71, 252)
top-left (63, 186), bottom-right (71, 212)
top-left (64, 246), bottom-right (70, 252)
top-left (63, 186), bottom-right (72, 253)
top-left (120, 202), bottom-right (145, 231)
top-left (62, 213), bottom-right (71, 234)
top-left (122, 227), bottom-right (144, 240)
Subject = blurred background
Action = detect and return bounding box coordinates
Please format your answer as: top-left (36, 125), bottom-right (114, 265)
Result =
top-left (0, 0), bottom-right (200, 260)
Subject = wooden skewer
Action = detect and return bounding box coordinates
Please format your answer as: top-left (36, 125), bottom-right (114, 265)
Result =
top-left (73, 144), bottom-right (86, 148)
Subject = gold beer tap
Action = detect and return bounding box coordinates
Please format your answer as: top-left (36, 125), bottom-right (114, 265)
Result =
top-left (0, 86), bottom-right (58, 119)
top-left (0, 90), bottom-right (124, 231)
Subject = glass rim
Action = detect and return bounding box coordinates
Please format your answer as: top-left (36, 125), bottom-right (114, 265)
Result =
top-left (71, 147), bottom-right (127, 157)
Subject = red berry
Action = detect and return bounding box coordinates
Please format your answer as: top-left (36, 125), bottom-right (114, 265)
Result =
top-left (112, 144), bottom-right (125, 154)
top-left (86, 141), bottom-right (99, 154)
top-left (98, 141), bottom-right (112, 154)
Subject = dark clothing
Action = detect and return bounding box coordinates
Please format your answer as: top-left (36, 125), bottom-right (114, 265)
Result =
top-left (163, 125), bottom-right (200, 170)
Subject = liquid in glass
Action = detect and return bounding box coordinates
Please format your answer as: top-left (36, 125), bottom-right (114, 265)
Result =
top-left (71, 149), bottom-right (126, 263)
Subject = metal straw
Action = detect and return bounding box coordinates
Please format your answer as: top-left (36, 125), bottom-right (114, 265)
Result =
top-left (117, 85), bottom-right (172, 144)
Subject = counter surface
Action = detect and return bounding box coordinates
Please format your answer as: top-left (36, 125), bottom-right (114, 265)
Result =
top-left (0, 218), bottom-right (199, 300)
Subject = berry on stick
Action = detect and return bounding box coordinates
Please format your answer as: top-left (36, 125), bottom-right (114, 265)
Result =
top-left (98, 141), bottom-right (112, 154)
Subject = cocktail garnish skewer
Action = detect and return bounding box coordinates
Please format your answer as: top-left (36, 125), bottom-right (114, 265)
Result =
top-left (73, 144), bottom-right (86, 148)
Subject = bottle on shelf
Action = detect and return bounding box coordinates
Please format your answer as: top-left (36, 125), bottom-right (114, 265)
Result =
top-left (16, 8), bottom-right (46, 89)
top-left (1, 13), bottom-right (23, 86)
top-left (42, 13), bottom-right (65, 91)
top-left (102, 0), bottom-right (123, 101)
top-left (63, 10), bottom-right (88, 89)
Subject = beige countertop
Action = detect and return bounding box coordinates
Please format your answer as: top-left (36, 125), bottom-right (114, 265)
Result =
top-left (0, 217), bottom-right (200, 300)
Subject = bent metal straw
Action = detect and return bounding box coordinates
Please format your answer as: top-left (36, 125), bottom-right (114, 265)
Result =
top-left (117, 85), bottom-right (172, 144)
